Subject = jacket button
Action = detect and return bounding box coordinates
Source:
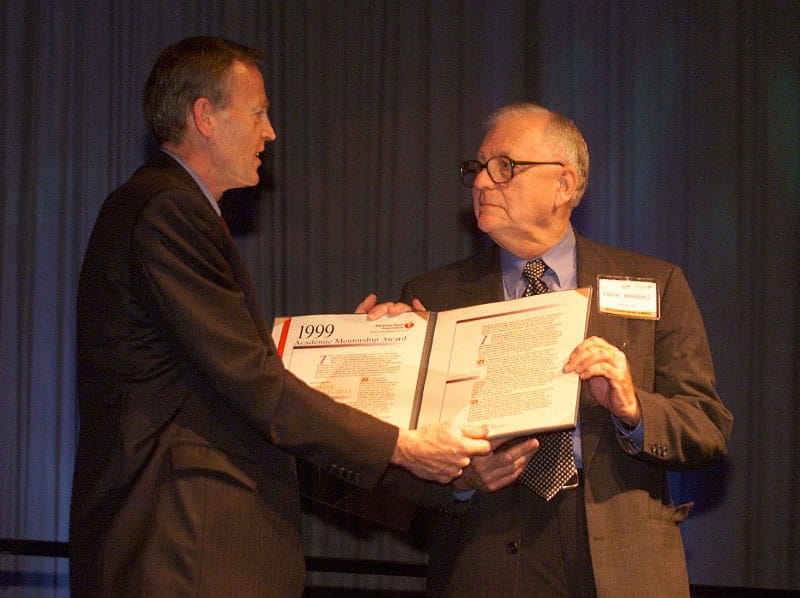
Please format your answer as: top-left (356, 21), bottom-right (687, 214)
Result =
top-left (506, 541), bottom-right (519, 554)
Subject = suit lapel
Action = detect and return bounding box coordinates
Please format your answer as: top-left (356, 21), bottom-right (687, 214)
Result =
top-left (575, 235), bottom-right (633, 471)
top-left (455, 244), bottom-right (505, 305)
top-left (576, 235), bottom-right (629, 341)
top-left (151, 151), bottom-right (271, 342)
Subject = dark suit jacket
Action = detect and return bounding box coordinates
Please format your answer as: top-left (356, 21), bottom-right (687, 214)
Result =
top-left (70, 152), bottom-right (398, 596)
top-left (390, 235), bottom-right (732, 598)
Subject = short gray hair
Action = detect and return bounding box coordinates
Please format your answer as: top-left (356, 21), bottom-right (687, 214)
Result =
top-left (484, 103), bottom-right (590, 207)
top-left (143, 37), bottom-right (262, 146)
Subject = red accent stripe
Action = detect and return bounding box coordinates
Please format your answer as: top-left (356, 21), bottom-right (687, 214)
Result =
top-left (276, 318), bottom-right (292, 357)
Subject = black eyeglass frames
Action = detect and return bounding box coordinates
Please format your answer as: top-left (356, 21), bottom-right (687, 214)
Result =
top-left (459, 155), bottom-right (564, 188)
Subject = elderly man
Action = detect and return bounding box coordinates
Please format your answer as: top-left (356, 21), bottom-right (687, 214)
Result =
top-left (363, 103), bottom-right (732, 597)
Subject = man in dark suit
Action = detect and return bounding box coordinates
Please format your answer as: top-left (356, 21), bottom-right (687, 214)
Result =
top-left (70, 37), bottom-right (491, 597)
top-left (362, 103), bottom-right (733, 597)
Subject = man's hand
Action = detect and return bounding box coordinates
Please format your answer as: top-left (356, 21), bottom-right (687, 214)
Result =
top-left (563, 335), bottom-right (640, 428)
top-left (355, 294), bottom-right (426, 320)
top-left (392, 423), bottom-right (491, 483)
top-left (453, 436), bottom-right (540, 492)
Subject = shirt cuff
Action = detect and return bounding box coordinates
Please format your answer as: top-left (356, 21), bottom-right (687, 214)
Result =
top-left (613, 414), bottom-right (644, 452)
top-left (453, 489), bottom-right (475, 502)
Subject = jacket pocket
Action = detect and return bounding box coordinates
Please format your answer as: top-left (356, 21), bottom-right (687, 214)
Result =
top-left (650, 499), bottom-right (693, 524)
top-left (168, 443), bottom-right (256, 492)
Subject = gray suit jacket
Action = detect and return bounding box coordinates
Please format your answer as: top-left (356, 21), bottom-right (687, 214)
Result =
top-left (71, 152), bottom-right (398, 596)
top-left (389, 235), bottom-right (732, 598)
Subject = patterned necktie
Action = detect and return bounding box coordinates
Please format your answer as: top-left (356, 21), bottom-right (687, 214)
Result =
top-left (517, 258), bottom-right (578, 500)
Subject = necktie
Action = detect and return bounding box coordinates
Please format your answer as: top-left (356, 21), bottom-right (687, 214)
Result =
top-left (517, 258), bottom-right (578, 500)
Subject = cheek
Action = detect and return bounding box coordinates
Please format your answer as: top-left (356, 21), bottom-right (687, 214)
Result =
top-left (501, 199), bottom-right (536, 225)
top-left (509, 201), bottom-right (536, 222)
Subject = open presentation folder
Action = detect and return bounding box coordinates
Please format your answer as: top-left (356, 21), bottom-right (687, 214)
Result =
top-left (272, 288), bottom-right (592, 439)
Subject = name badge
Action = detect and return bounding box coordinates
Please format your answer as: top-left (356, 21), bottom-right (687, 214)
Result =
top-left (597, 277), bottom-right (659, 320)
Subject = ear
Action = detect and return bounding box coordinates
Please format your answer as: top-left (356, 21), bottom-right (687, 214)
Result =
top-left (554, 165), bottom-right (578, 209)
top-left (191, 97), bottom-right (215, 138)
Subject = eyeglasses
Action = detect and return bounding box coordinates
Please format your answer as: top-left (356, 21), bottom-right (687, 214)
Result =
top-left (459, 156), bottom-right (564, 188)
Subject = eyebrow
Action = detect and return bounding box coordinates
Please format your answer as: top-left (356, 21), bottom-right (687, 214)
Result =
top-left (476, 151), bottom-right (509, 162)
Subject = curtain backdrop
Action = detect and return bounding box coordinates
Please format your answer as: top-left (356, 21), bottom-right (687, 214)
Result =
top-left (1, 1), bottom-right (797, 595)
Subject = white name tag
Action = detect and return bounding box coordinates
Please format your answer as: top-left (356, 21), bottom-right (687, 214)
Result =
top-left (597, 277), bottom-right (659, 320)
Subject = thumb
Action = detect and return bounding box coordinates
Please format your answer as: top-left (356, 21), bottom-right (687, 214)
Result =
top-left (459, 423), bottom-right (490, 439)
top-left (412, 298), bottom-right (427, 311)
top-left (354, 293), bottom-right (377, 314)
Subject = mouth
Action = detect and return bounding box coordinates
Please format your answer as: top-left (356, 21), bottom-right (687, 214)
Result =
top-left (478, 200), bottom-right (502, 209)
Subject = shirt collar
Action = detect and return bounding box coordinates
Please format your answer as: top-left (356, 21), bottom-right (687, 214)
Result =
top-left (500, 226), bottom-right (577, 298)
top-left (161, 149), bottom-right (221, 216)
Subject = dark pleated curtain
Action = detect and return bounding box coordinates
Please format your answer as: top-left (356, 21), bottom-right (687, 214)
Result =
top-left (1, 1), bottom-right (798, 594)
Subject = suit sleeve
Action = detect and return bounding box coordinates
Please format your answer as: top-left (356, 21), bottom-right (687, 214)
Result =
top-left (130, 189), bottom-right (397, 488)
top-left (627, 265), bottom-right (733, 470)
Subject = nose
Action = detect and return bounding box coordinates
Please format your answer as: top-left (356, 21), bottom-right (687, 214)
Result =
top-left (263, 115), bottom-right (276, 142)
top-left (473, 165), bottom-right (495, 189)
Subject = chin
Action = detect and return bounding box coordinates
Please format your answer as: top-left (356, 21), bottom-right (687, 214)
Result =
top-left (476, 216), bottom-right (495, 234)
top-left (243, 174), bottom-right (260, 188)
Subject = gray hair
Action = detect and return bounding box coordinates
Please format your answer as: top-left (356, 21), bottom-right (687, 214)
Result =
top-left (143, 37), bottom-right (262, 146)
top-left (484, 103), bottom-right (590, 207)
